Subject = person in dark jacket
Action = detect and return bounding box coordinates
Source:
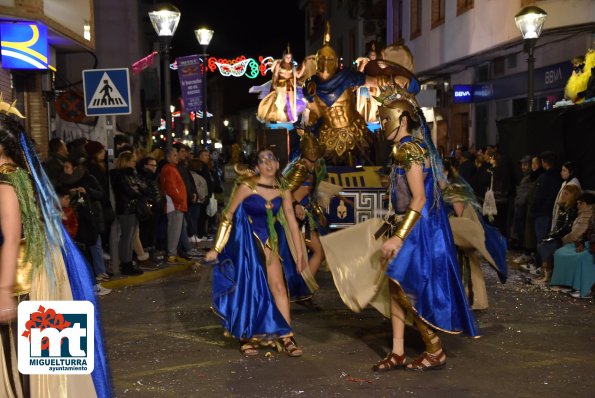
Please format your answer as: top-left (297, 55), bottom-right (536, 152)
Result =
top-left (529, 151), bottom-right (562, 273)
top-left (44, 137), bottom-right (69, 187)
top-left (85, 140), bottom-right (114, 254)
top-left (58, 159), bottom-right (110, 281)
top-left (457, 151), bottom-right (476, 186)
top-left (109, 151), bottom-right (145, 275)
top-left (471, 148), bottom-right (491, 204)
top-left (488, 152), bottom-right (512, 236)
top-left (137, 156), bottom-right (163, 259)
top-left (196, 148), bottom-right (222, 238)
top-left (510, 155), bottom-right (532, 249)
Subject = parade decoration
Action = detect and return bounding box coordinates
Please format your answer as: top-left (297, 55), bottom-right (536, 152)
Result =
top-left (168, 55), bottom-right (283, 79)
top-left (132, 51), bottom-right (158, 75)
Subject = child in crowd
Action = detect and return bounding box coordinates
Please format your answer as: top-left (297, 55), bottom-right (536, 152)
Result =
top-left (57, 186), bottom-right (111, 296)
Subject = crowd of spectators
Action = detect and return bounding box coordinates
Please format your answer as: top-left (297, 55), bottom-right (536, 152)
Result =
top-left (42, 135), bottom-right (223, 295)
top-left (447, 146), bottom-right (595, 299)
top-left (42, 134), bottom-right (595, 300)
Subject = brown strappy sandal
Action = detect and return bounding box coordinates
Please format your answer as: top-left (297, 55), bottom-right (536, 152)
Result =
top-left (240, 341), bottom-right (258, 357)
top-left (372, 352), bottom-right (407, 371)
top-left (405, 350), bottom-right (446, 371)
top-left (281, 337), bottom-right (303, 357)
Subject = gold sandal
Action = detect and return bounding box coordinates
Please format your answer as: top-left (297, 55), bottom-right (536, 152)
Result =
top-left (372, 352), bottom-right (407, 371)
top-left (240, 341), bottom-right (258, 357)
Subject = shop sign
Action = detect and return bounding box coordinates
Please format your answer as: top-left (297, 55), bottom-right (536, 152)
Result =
top-left (0, 22), bottom-right (49, 69)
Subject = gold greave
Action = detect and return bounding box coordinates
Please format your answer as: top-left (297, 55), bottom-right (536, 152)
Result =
top-left (393, 285), bottom-right (414, 313)
top-left (394, 208), bottom-right (421, 241)
top-left (414, 318), bottom-right (442, 353)
top-left (393, 283), bottom-right (442, 353)
top-left (213, 214), bottom-right (233, 253)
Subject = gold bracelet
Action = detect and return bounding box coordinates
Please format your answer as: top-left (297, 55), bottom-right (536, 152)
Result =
top-left (213, 214), bottom-right (233, 253)
top-left (394, 208), bottom-right (421, 241)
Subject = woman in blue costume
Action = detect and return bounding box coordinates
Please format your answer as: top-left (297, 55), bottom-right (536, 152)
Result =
top-left (205, 149), bottom-right (316, 357)
top-left (372, 93), bottom-right (479, 371)
top-left (0, 101), bottom-right (111, 397)
top-left (442, 159), bottom-right (507, 310)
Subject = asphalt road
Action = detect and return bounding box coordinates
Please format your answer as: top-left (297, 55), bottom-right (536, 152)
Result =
top-left (100, 260), bottom-right (595, 397)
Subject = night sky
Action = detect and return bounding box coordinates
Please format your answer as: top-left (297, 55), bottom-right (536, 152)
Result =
top-left (166, 0), bottom-right (306, 115)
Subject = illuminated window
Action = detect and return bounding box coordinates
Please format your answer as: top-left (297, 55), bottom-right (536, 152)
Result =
top-left (456, 0), bottom-right (474, 16)
top-left (431, 0), bottom-right (445, 29)
top-left (410, 0), bottom-right (422, 39)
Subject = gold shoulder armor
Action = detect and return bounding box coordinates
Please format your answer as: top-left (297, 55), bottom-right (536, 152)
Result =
top-left (391, 139), bottom-right (427, 171)
top-left (283, 159), bottom-right (310, 192)
top-left (236, 175), bottom-right (258, 192)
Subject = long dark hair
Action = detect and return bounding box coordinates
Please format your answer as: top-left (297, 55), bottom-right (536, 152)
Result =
top-left (561, 161), bottom-right (577, 182)
top-left (0, 112), bottom-right (27, 167)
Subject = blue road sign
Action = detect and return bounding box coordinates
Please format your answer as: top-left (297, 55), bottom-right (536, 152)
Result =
top-left (83, 68), bottom-right (131, 116)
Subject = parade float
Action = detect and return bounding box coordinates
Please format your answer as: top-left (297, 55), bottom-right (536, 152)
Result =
top-left (250, 23), bottom-right (424, 229)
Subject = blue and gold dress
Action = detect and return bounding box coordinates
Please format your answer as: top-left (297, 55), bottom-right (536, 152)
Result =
top-left (320, 136), bottom-right (479, 337)
top-left (386, 136), bottom-right (478, 336)
top-left (212, 177), bottom-right (317, 342)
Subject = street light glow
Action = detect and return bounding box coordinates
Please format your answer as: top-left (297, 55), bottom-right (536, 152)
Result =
top-left (148, 4), bottom-right (181, 37)
top-left (515, 6), bottom-right (547, 40)
top-left (194, 28), bottom-right (214, 46)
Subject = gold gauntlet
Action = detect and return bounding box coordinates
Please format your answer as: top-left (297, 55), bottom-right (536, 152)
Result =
top-left (213, 214), bottom-right (233, 253)
top-left (394, 208), bottom-right (421, 241)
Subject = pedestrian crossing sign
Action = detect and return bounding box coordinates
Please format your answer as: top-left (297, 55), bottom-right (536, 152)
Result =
top-left (83, 68), bottom-right (131, 116)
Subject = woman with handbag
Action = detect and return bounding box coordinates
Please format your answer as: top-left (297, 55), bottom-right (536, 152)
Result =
top-left (109, 151), bottom-right (145, 275)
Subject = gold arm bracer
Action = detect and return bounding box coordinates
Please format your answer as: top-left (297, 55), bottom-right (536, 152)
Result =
top-left (283, 159), bottom-right (309, 192)
top-left (394, 208), bottom-right (421, 241)
top-left (213, 213), bottom-right (233, 253)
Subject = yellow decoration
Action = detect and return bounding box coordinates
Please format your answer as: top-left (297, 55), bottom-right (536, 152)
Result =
top-left (564, 49), bottom-right (594, 103)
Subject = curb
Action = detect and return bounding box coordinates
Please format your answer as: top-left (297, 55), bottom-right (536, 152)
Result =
top-left (100, 262), bottom-right (197, 289)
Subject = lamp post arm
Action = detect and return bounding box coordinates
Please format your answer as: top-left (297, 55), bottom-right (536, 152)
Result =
top-left (202, 48), bottom-right (209, 150)
top-left (160, 36), bottom-right (174, 151)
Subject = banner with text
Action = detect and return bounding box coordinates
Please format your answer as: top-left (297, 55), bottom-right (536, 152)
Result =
top-left (176, 55), bottom-right (203, 113)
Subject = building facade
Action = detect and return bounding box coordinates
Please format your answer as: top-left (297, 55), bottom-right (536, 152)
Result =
top-left (0, 0), bottom-right (94, 156)
top-left (388, 0), bottom-right (595, 151)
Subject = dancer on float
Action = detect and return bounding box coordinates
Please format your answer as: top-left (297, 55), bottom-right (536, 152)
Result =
top-left (257, 44), bottom-right (308, 123)
top-left (0, 98), bottom-right (111, 397)
top-left (302, 24), bottom-right (420, 166)
top-left (205, 149), bottom-right (316, 357)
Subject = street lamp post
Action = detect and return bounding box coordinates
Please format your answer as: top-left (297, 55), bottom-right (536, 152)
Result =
top-left (515, 6), bottom-right (547, 113)
top-left (195, 27), bottom-right (214, 151)
top-left (149, 3), bottom-right (181, 151)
